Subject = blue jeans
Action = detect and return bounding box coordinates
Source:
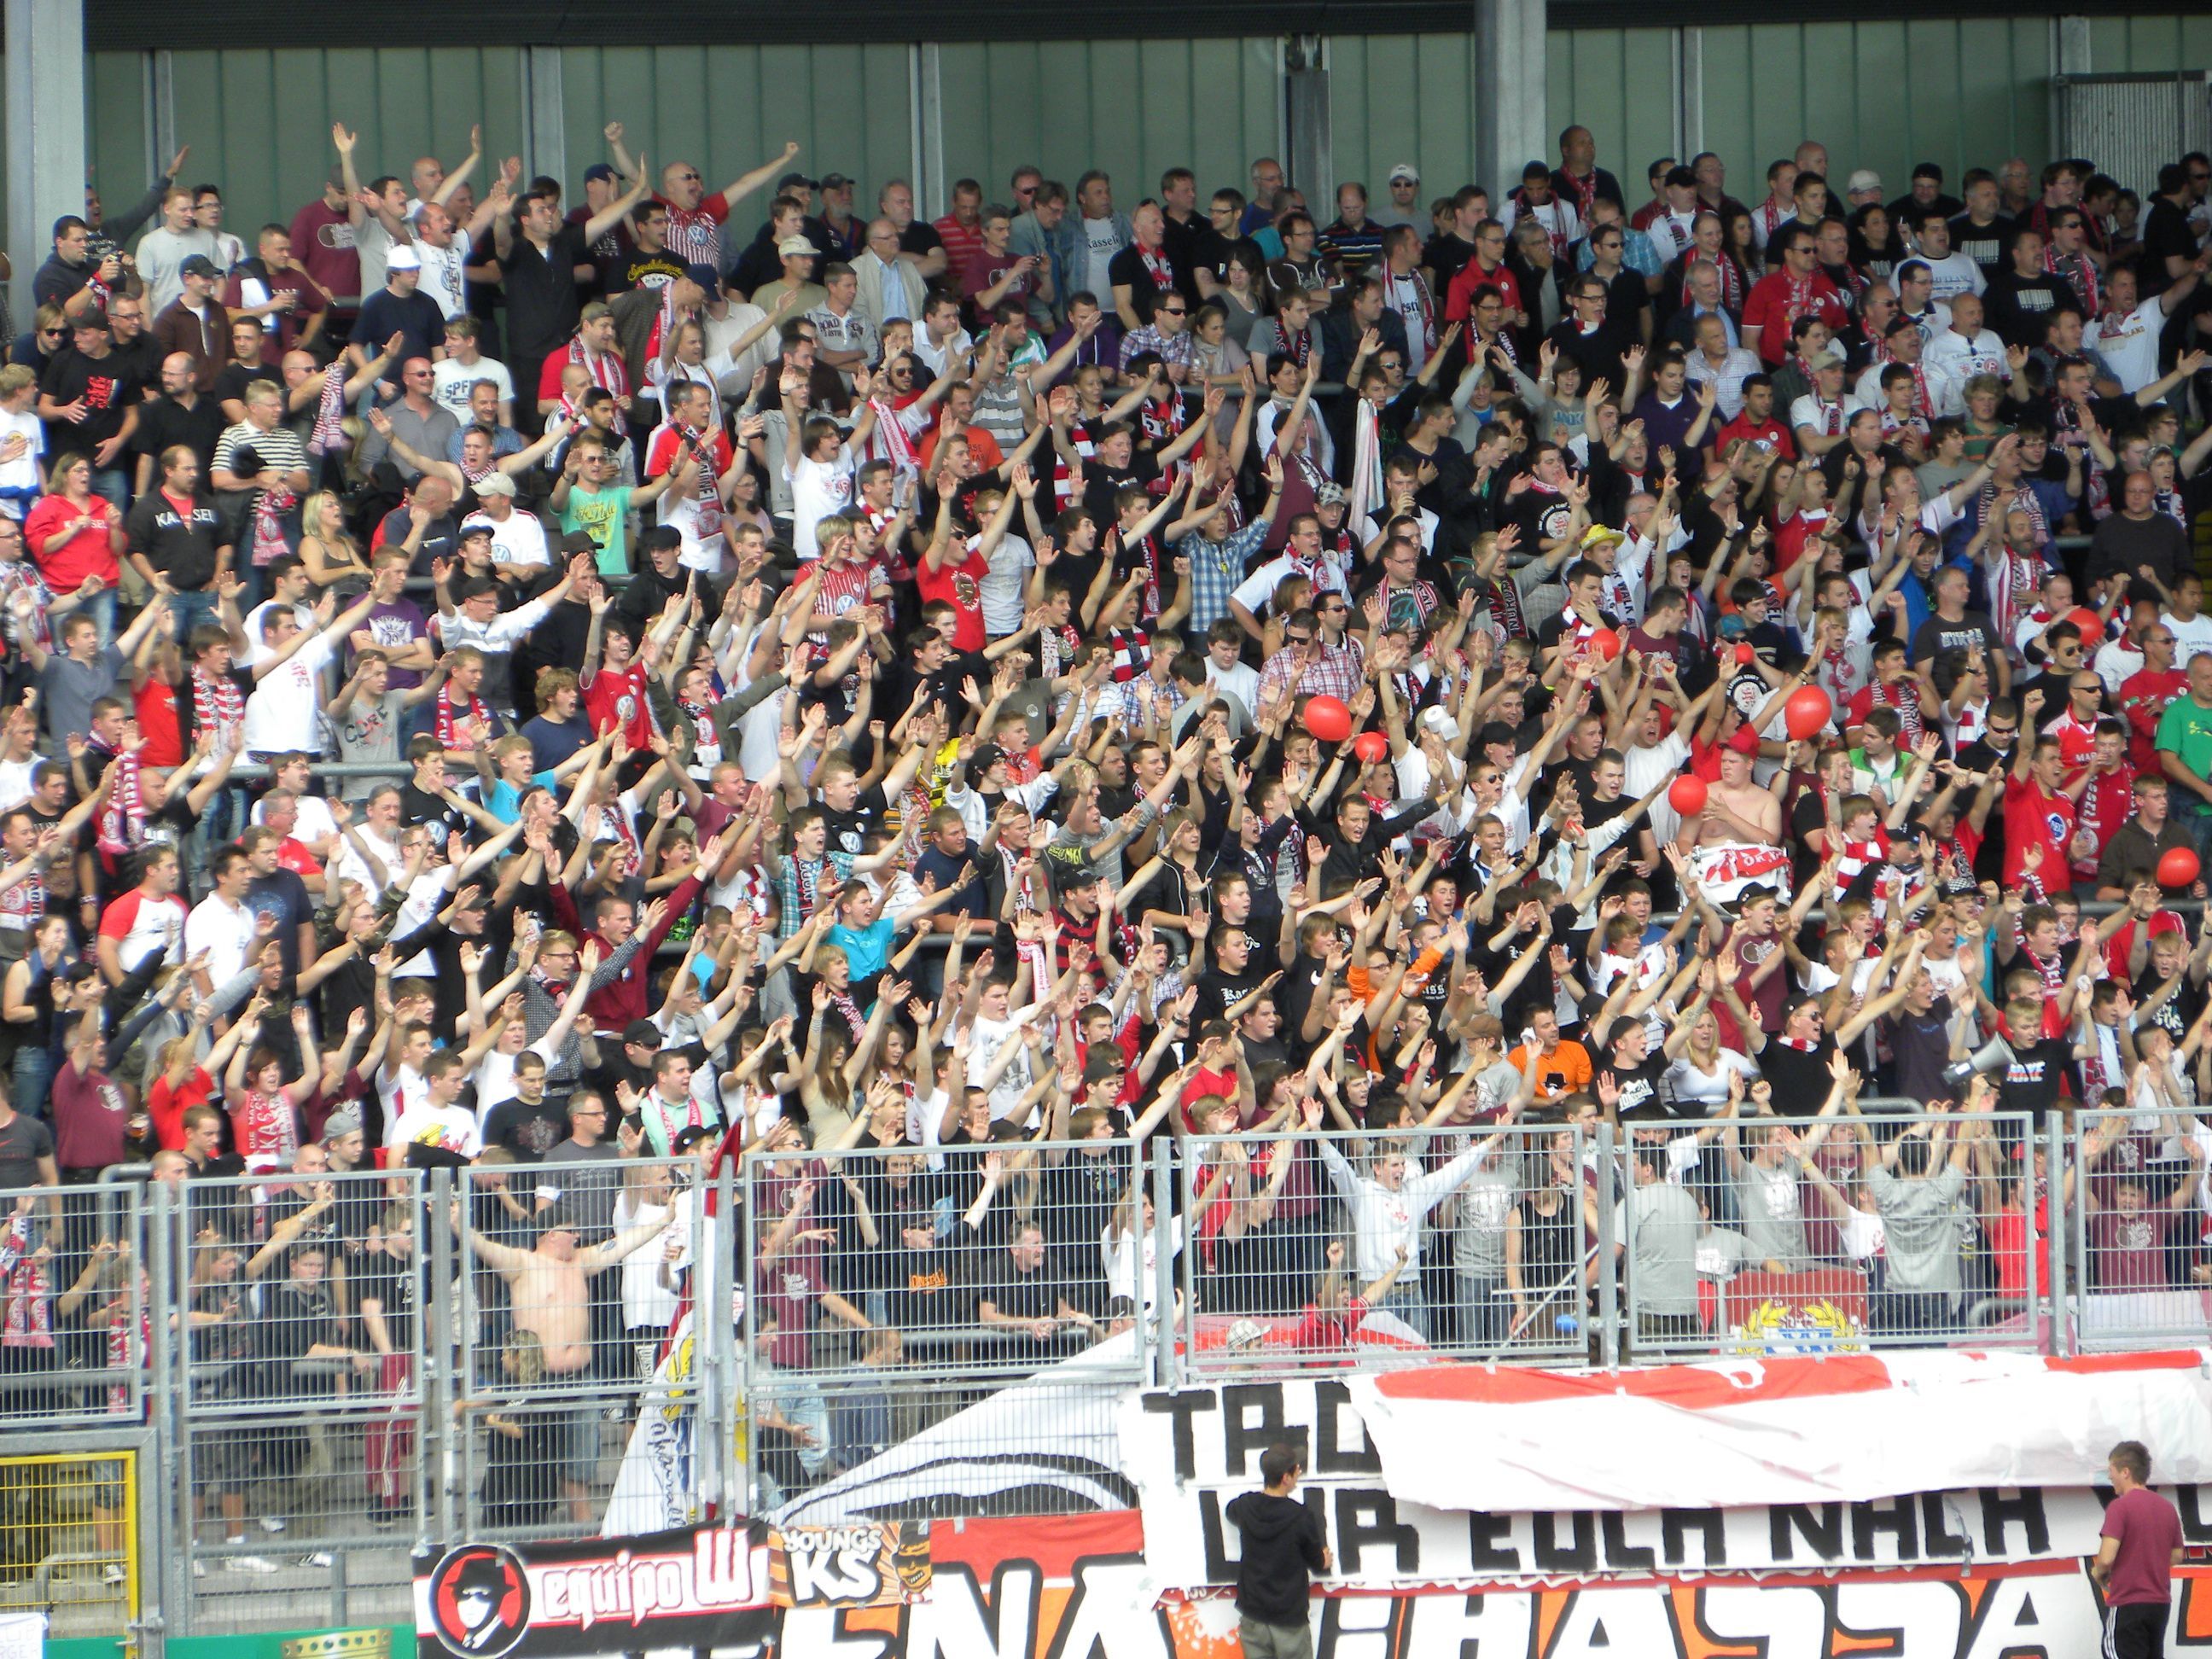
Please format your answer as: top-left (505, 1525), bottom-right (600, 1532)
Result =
top-left (77, 587), bottom-right (116, 653)
top-left (11, 1044), bottom-right (52, 1123)
top-left (85, 468), bottom-right (127, 509)
top-left (167, 587), bottom-right (221, 643)
top-left (2180, 805), bottom-right (2212, 871)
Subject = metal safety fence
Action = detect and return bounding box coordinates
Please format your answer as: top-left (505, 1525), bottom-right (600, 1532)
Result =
top-left (10, 1109), bottom-right (2212, 1638)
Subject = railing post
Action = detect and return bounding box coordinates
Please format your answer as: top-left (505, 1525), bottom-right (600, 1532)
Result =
top-left (1594, 1124), bottom-right (1619, 1370)
top-left (2044, 1115), bottom-right (2068, 1357)
top-left (428, 1167), bottom-right (458, 1549)
top-left (146, 1179), bottom-right (185, 1641)
top-left (736, 1152), bottom-right (760, 1519)
top-left (1150, 1138), bottom-right (1178, 1389)
top-left (699, 1157), bottom-right (734, 1519)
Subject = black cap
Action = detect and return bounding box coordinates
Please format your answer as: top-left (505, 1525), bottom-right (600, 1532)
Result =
top-left (624, 1020), bottom-right (662, 1049)
top-left (1912, 161), bottom-right (1945, 182)
top-left (178, 253), bottom-right (221, 279)
top-left (819, 172), bottom-right (855, 190)
top-left (777, 171), bottom-right (818, 192)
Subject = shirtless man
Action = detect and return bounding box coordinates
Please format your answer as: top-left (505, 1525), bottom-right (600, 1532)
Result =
top-left (1676, 740), bottom-right (1789, 901)
top-left (455, 1205), bottom-right (667, 1520)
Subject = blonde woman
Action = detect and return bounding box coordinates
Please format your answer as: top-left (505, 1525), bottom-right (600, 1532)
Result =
top-left (298, 491), bottom-right (370, 594)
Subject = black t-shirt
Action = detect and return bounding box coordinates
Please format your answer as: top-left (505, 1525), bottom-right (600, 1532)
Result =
top-left (1609, 1051), bottom-right (1674, 1121)
top-left (1948, 212), bottom-right (2017, 279)
top-left (2139, 201), bottom-right (2197, 300)
top-left (482, 1094), bottom-right (570, 1161)
top-left (1909, 609), bottom-right (2002, 667)
top-left (124, 488), bottom-right (226, 590)
top-left (245, 867), bottom-right (316, 978)
top-left (899, 221), bottom-right (944, 262)
top-left (1884, 1005), bottom-right (1954, 1104)
top-left (1999, 1036), bottom-right (2075, 1118)
top-left (40, 347), bottom-right (144, 452)
top-left (2132, 965), bottom-right (2208, 1047)
top-left (1758, 1038), bottom-right (1837, 1112)
top-left (1984, 271), bottom-right (2079, 350)
top-left (498, 225), bottom-right (592, 364)
top-left (352, 1247), bottom-right (426, 1352)
top-left (133, 391), bottom-right (227, 475)
top-left (399, 781), bottom-right (470, 850)
top-left (615, 251), bottom-right (687, 294)
top-left (1106, 244), bottom-right (1182, 325)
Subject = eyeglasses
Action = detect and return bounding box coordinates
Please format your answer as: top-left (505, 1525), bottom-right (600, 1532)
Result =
top-left (1987, 724), bottom-right (2018, 736)
top-left (676, 172), bottom-right (701, 183)
top-left (1157, 306), bottom-right (1186, 317)
top-left (1285, 632), bottom-right (1314, 646)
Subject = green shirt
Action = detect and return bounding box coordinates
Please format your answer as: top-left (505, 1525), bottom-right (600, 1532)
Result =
top-left (560, 484), bottom-right (633, 577)
top-left (2155, 693), bottom-right (2212, 812)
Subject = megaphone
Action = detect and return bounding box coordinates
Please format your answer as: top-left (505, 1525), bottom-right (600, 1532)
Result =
top-left (1941, 1035), bottom-right (2016, 1092)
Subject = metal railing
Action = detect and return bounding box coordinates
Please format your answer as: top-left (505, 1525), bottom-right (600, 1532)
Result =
top-left (9, 1105), bottom-right (2212, 1633)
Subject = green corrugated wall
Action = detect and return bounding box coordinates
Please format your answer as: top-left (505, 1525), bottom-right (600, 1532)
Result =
top-left (31, 18), bottom-right (2212, 259)
top-left (931, 38), bottom-right (1280, 207)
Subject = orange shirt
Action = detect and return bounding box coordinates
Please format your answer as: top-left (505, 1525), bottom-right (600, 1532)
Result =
top-left (1504, 1039), bottom-right (1593, 1101)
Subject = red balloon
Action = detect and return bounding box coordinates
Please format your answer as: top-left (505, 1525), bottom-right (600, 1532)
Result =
top-left (2067, 607), bottom-right (2105, 643)
top-left (1668, 776), bottom-right (1708, 818)
top-left (2158, 847), bottom-right (2200, 889)
top-left (1353, 731), bottom-right (1390, 764)
top-left (1587, 627), bottom-right (1621, 661)
top-left (1302, 696), bottom-right (1352, 744)
top-left (1732, 643), bottom-right (1755, 667)
top-left (1784, 684), bottom-right (1834, 741)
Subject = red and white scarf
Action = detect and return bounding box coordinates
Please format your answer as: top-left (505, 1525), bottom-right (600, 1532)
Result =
top-left (566, 335), bottom-right (631, 435)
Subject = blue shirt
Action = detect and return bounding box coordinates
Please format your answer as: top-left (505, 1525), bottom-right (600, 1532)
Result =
top-left (828, 915), bottom-right (897, 981)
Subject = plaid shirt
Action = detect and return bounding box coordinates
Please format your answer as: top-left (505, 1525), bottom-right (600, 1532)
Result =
top-left (1119, 324), bottom-right (1195, 374)
top-left (1257, 636), bottom-right (1365, 707)
top-left (1178, 515), bottom-right (1274, 635)
top-left (777, 850), bottom-right (853, 940)
top-left (0, 562), bottom-right (53, 661)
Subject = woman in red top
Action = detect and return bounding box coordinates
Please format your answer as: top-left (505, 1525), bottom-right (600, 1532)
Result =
top-left (22, 455), bottom-right (123, 646)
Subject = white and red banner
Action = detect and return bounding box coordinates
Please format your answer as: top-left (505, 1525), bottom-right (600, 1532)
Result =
top-left (1349, 1349), bottom-right (2212, 1514)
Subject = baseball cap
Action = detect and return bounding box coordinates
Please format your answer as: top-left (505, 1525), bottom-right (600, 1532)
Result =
top-left (582, 162), bottom-right (617, 184)
top-left (777, 171), bottom-right (818, 193)
top-left (682, 262), bottom-right (720, 288)
top-left (178, 254), bottom-right (221, 278)
top-left (776, 234), bottom-right (817, 259)
top-left (322, 1105), bottom-right (363, 1142)
top-left (473, 474), bottom-right (517, 498)
top-left (1725, 724), bottom-right (1761, 755)
top-left (819, 172), bottom-right (854, 191)
top-left (384, 244), bottom-right (422, 271)
top-left (557, 531), bottom-right (601, 559)
top-left (1387, 163), bottom-right (1419, 185)
top-left (1313, 480), bottom-right (1347, 507)
top-left (624, 1020), bottom-right (663, 1050)
top-left (1846, 169), bottom-right (1883, 195)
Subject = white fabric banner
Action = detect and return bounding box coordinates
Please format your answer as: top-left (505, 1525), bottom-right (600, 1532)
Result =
top-left (1344, 1348), bottom-right (2212, 1514)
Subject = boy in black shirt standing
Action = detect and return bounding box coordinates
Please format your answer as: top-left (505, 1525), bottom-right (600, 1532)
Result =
top-left (1225, 1442), bottom-right (1330, 1658)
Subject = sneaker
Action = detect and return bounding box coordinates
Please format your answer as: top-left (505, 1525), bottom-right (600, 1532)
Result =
top-left (257, 1516), bottom-right (287, 1535)
top-left (101, 1563), bottom-right (125, 1586)
top-left (300, 1551), bottom-right (334, 1569)
top-left (224, 1555), bottom-right (278, 1575)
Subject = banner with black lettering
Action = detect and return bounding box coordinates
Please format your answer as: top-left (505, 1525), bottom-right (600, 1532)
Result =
top-left (1123, 1375), bottom-right (2212, 1592)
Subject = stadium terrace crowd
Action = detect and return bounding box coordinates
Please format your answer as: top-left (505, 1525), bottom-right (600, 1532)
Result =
top-left (0, 118), bottom-right (2208, 1550)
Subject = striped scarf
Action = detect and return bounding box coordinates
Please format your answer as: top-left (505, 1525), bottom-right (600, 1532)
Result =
top-left (566, 336), bottom-right (630, 435)
top-left (309, 366), bottom-right (349, 456)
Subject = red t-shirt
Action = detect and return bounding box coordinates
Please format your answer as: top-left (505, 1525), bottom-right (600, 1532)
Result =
top-left (2119, 667), bottom-right (2186, 771)
top-left (148, 1065), bottom-right (215, 1152)
top-left (933, 212), bottom-right (987, 275)
top-left (1741, 271), bottom-right (1849, 364)
top-left (2002, 774), bottom-right (2076, 893)
top-left (1444, 260), bottom-right (1524, 323)
top-left (584, 659), bottom-right (655, 748)
top-left (24, 494), bottom-right (121, 591)
top-left (131, 678), bottom-right (183, 769)
top-left (654, 195), bottom-right (732, 269)
top-left (1711, 411), bottom-right (1797, 461)
top-left (2099, 1486), bottom-right (2182, 1605)
top-left (913, 546), bottom-right (987, 652)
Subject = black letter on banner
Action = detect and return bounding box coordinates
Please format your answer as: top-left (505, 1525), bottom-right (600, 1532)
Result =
top-left (1920, 1493), bottom-right (1970, 1557)
top-left (1976, 1489), bottom-right (2052, 1557)
top-left (1661, 1509), bottom-right (1727, 1568)
top-left (1313, 1381), bottom-right (1381, 1474)
top-left (1600, 1512), bottom-right (1656, 1571)
top-left (1769, 1505), bottom-right (1843, 1563)
top-left (1849, 1497), bottom-right (1919, 1561)
top-left (1220, 1384), bottom-right (1294, 1479)
top-left (1334, 1489), bottom-right (1420, 1573)
top-left (1531, 1511), bottom-right (1598, 1574)
top-left (2175, 1487), bottom-right (2212, 1545)
top-left (1467, 1513), bottom-right (1522, 1574)
top-left (1142, 1391), bottom-right (1220, 1481)
top-left (1197, 1492), bottom-right (1236, 1581)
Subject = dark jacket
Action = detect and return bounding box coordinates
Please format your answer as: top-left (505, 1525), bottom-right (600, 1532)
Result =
top-left (1318, 306), bottom-right (1410, 387)
top-left (1225, 1489), bottom-right (1327, 1623)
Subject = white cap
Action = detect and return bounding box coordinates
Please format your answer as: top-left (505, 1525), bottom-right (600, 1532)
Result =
top-left (385, 244), bottom-right (422, 271)
top-left (1388, 163), bottom-right (1420, 184)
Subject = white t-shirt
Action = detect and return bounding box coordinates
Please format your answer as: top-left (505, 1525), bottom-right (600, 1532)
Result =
top-left (963, 1013), bottom-right (1033, 1120)
top-left (464, 509), bottom-right (550, 571)
top-left (388, 1101), bottom-right (480, 1161)
top-left (784, 451), bottom-right (857, 561)
top-left (0, 410), bottom-right (44, 511)
top-left (1920, 251), bottom-right (1987, 303)
top-left (183, 894), bottom-right (259, 989)
top-left (2086, 298), bottom-right (2168, 396)
top-left (978, 533), bottom-right (1033, 637)
top-left (242, 633), bottom-right (335, 754)
top-left (1078, 217), bottom-right (1122, 299)
top-left (432, 358), bottom-right (515, 423)
top-left (99, 888), bottom-right (188, 974)
top-left (252, 791), bottom-right (337, 849)
top-left (2164, 609), bottom-right (2212, 669)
